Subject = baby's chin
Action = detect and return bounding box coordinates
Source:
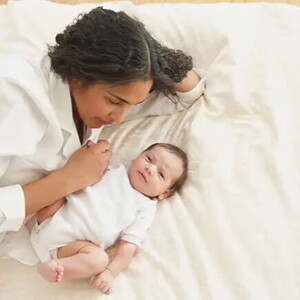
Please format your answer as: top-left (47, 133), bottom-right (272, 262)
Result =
top-left (128, 169), bottom-right (158, 198)
top-left (128, 175), bottom-right (152, 197)
top-left (133, 185), bottom-right (157, 199)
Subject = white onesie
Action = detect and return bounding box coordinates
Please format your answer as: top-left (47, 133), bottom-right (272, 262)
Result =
top-left (30, 165), bottom-right (157, 262)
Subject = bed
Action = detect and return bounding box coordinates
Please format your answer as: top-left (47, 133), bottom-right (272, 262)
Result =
top-left (0, 0), bottom-right (299, 299)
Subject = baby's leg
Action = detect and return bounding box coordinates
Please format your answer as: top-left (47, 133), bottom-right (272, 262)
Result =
top-left (37, 241), bottom-right (109, 282)
top-left (36, 259), bottom-right (64, 283)
top-left (37, 198), bottom-right (66, 224)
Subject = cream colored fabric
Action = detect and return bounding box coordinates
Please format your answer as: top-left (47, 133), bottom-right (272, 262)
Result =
top-left (0, 1), bottom-right (299, 299)
top-left (1, 1), bottom-right (299, 7)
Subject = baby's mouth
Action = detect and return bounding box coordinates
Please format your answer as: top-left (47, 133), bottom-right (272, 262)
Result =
top-left (139, 171), bottom-right (147, 182)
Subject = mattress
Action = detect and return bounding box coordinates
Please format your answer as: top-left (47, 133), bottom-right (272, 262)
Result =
top-left (0, 1), bottom-right (299, 299)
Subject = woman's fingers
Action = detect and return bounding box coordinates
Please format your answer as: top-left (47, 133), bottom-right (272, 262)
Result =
top-left (62, 140), bottom-right (112, 191)
top-left (86, 140), bottom-right (110, 154)
top-left (86, 140), bottom-right (95, 148)
top-left (95, 140), bottom-right (110, 153)
top-left (97, 139), bottom-right (109, 147)
top-left (89, 140), bottom-right (112, 162)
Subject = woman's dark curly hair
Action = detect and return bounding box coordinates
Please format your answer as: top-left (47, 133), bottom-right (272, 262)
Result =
top-left (48, 7), bottom-right (193, 95)
top-left (144, 33), bottom-right (193, 95)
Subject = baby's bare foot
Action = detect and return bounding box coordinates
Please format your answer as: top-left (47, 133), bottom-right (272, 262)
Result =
top-left (37, 260), bottom-right (64, 283)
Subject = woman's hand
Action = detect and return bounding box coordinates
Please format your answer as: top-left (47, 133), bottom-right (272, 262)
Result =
top-left (23, 140), bottom-right (111, 216)
top-left (91, 268), bottom-right (114, 294)
top-left (62, 139), bottom-right (111, 193)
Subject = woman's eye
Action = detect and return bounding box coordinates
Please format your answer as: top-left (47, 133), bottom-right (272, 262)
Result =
top-left (109, 98), bottom-right (121, 105)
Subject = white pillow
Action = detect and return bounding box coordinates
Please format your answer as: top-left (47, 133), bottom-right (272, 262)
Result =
top-left (0, 0), bottom-right (123, 54)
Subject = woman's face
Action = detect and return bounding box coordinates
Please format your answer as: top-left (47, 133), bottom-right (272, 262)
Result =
top-left (70, 79), bottom-right (153, 128)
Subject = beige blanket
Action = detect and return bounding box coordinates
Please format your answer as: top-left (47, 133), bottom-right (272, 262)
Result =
top-left (0, 1), bottom-right (299, 299)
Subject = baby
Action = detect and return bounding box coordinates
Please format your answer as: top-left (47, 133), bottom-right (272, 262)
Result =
top-left (30, 142), bottom-right (188, 294)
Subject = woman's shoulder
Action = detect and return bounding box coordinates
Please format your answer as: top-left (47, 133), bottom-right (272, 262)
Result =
top-left (0, 54), bottom-right (51, 148)
top-left (0, 53), bottom-right (50, 108)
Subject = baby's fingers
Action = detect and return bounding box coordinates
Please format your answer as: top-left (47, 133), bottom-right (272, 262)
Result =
top-left (106, 287), bottom-right (113, 295)
top-left (90, 276), bottom-right (103, 288)
top-left (100, 282), bottom-right (111, 294)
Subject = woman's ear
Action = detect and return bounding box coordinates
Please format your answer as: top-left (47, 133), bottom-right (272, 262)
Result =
top-left (157, 189), bottom-right (175, 201)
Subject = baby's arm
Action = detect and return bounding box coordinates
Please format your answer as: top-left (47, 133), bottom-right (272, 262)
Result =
top-left (91, 240), bottom-right (137, 294)
top-left (15, 197), bottom-right (66, 231)
top-left (37, 198), bottom-right (66, 224)
top-left (106, 240), bottom-right (137, 276)
top-left (91, 202), bottom-right (156, 294)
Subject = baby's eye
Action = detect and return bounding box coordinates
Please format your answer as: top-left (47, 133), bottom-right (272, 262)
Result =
top-left (146, 155), bottom-right (152, 162)
top-left (159, 172), bottom-right (164, 179)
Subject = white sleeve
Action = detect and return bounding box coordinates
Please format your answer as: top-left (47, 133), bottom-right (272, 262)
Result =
top-left (125, 68), bottom-right (206, 120)
top-left (121, 201), bottom-right (157, 247)
top-left (0, 66), bottom-right (45, 232)
top-left (0, 185), bottom-right (25, 232)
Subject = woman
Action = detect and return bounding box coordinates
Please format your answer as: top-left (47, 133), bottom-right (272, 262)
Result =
top-left (0, 7), bottom-right (205, 264)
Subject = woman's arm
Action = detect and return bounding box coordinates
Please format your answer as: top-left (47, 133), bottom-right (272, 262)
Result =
top-left (23, 141), bottom-right (111, 216)
top-left (175, 69), bottom-right (200, 93)
top-left (0, 141), bottom-right (111, 233)
top-left (124, 68), bottom-right (206, 120)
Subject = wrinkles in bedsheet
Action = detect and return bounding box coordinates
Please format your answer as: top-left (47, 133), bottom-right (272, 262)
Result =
top-left (0, 1), bottom-right (299, 300)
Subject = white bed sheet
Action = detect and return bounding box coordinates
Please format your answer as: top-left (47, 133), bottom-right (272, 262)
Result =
top-left (0, 1), bottom-right (299, 299)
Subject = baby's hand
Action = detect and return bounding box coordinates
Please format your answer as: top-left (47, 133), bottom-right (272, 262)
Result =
top-left (91, 268), bottom-right (114, 294)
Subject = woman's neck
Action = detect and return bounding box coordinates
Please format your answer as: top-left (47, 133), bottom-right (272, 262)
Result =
top-left (71, 98), bottom-right (84, 144)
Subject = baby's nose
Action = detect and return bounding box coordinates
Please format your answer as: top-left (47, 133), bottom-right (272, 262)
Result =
top-left (146, 165), bottom-right (155, 175)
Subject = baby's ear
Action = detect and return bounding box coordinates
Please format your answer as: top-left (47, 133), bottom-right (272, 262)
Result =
top-left (157, 189), bottom-right (175, 201)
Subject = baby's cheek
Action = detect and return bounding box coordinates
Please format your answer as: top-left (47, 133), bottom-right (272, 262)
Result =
top-left (153, 181), bottom-right (163, 193)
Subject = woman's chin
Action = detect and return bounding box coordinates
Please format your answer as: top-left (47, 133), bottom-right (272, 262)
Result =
top-left (85, 119), bottom-right (105, 128)
top-left (94, 119), bottom-right (113, 128)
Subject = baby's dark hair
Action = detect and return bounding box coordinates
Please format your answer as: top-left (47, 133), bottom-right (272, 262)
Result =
top-left (48, 7), bottom-right (193, 95)
top-left (144, 143), bottom-right (188, 192)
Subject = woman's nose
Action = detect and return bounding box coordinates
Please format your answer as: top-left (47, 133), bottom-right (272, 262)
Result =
top-left (111, 104), bottom-right (131, 123)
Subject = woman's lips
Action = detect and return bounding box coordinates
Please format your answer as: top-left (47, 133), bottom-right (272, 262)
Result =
top-left (96, 118), bottom-right (112, 126)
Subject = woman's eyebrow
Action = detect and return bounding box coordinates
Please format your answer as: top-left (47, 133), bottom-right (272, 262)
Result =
top-left (108, 92), bottom-right (129, 104)
top-left (108, 92), bottom-right (147, 105)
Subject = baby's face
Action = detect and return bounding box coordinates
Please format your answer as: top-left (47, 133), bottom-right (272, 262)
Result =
top-left (128, 146), bottom-right (184, 199)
